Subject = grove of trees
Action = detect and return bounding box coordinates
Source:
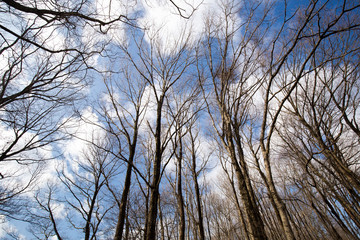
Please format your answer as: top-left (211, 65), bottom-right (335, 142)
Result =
top-left (0, 0), bottom-right (359, 239)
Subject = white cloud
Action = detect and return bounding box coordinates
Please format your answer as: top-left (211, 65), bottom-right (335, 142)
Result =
top-left (37, 22), bottom-right (66, 52)
top-left (0, 121), bottom-right (57, 198)
top-left (60, 107), bottom-right (106, 171)
top-left (0, 217), bottom-right (26, 240)
top-left (138, 0), bottom-right (231, 54)
top-left (50, 201), bottom-right (66, 220)
top-left (81, 0), bottom-right (136, 57)
top-left (141, 82), bottom-right (160, 128)
top-left (96, 0), bottom-right (138, 21)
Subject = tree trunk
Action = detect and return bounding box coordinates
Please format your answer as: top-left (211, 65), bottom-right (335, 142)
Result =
top-left (145, 96), bottom-right (164, 240)
top-left (85, 179), bottom-right (100, 240)
top-left (192, 165), bottom-right (205, 240)
top-left (262, 150), bottom-right (296, 240)
top-left (176, 136), bottom-right (186, 240)
top-left (113, 153), bottom-right (134, 240)
top-left (114, 119), bottom-right (139, 240)
top-left (225, 127), bottom-right (268, 240)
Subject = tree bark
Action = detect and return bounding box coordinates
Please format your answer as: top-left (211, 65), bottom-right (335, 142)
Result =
top-left (190, 146), bottom-right (206, 240)
top-left (225, 125), bottom-right (268, 240)
top-left (145, 96), bottom-right (164, 240)
top-left (176, 135), bottom-right (186, 240)
top-left (113, 143), bottom-right (137, 240)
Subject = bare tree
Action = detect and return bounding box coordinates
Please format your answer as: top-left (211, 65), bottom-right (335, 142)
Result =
top-left (96, 65), bottom-right (148, 240)
top-left (273, 17), bottom-right (360, 237)
top-left (1, 0), bottom-right (132, 54)
top-left (245, 1), bottom-right (360, 240)
top-left (29, 183), bottom-right (64, 240)
top-left (0, 0), bottom-right (102, 217)
top-left (59, 140), bottom-right (117, 240)
top-left (184, 125), bottom-right (208, 240)
top-left (164, 88), bottom-right (200, 240)
top-left (114, 25), bottom-right (196, 239)
top-left (0, 47), bottom-right (87, 218)
top-left (25, 136), bottom-right (118, 240)
top-left (197, 1), bottom-right (271, 239)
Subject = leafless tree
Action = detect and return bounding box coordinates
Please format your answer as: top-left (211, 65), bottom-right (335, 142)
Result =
top-left (96, 65), bottom-right (148, 240)
top-left (272, 13), bottom-right (360, 237)
top-left (113, 24), bottom-right (196, 238)
top-left (25, 137), bottom-right (119, 240)
top-left (197, 1), bottom-right (271, 239)
top-left (60, 142), bottom-right (117, 240)
top-left (184, 125), bottom-right (209, 240)
top-left (245, 1), bottom-right (360, 240)
top-left (28, 183), bottom-right (64, 240)
top-left (0, 0), bottom-right (104, 218)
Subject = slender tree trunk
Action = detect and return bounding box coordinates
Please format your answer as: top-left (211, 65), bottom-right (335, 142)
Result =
top-left (225, 128), bottom-right (267, 240)
top-left (85, 179), bottom-right (100, 240)
top-left (124, 206), bottom-right (130, 240)
top-left (233, 161), bottom-right (268, 240)
top-left (176, 136), bottom-right (186, 240)
top-left (145, 96), bottom-right (164, 240)
top-left (189, 130), bottom-right (206, 240)
top-left (158, 197), bottom-right (165, 240)
top-left (192, 166), bottom-right (205, 240)
top-left (262, 150), bottom-right (296, 240)
top-left (47, 194), bottom-right (63, 240)
top-left (229, 177), bottom-right (250, 240)
top-left (114, 141), bottom-right (137, 240)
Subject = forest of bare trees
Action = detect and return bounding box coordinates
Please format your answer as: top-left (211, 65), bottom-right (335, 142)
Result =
top-left (0, 0), bottom-right (359, 239)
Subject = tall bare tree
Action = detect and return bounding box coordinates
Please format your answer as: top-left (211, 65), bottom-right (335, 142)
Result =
top-left (96, 66), bottom-right (148, 240)
top-left (116, 26), bottom-right (196, 239)
top-left (198, 1), bottom-right (271, 239)
top-left (246, 1), bottom-right (360, 239)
